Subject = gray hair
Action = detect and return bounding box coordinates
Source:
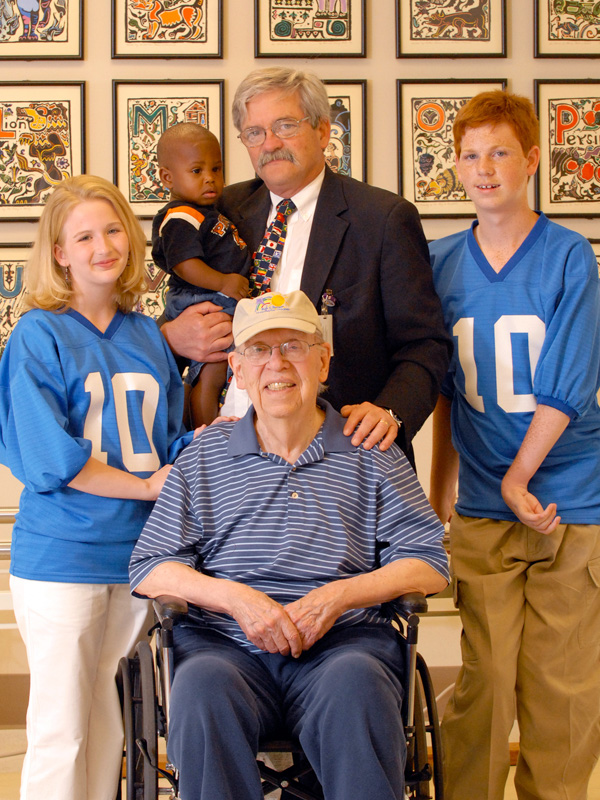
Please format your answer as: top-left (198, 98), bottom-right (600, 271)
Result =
top-left (232, 67), bottom-right (330, 132)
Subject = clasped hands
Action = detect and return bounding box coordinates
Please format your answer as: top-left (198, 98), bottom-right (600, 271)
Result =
top-left (229, 582), bottom-right (343, 659)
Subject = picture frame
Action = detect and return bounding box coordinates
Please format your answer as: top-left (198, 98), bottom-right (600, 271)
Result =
top-left (112, 0), bottom-right (222, 59)
top-left (0, 81), bottom-right (85, 221)
top-left (113, 79), bottom-right (224, 219)
top-left (254, 0), bottom-right (365, 58)
top-left (535, 80), bottom-right (600, 217)
top-left (397, 78), bottom-right (506, 218)
top-left (535, 0), bottom-right (600, 58)
top-left (323, 80), bottom-right (367, 182)
top-left (396, 0), bottom-right (506, 58)
top-left (136, 243), bottom-right (169, 320)
top-left (0, 243), bottom-right (30, 359)
top-left (0, 0), bottom-right (83, 60)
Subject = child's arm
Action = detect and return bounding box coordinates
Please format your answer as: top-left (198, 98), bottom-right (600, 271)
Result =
top-left (175, 257), bottom-right (249, 301)
top-left (501, 404), bottom-right (569, 535)
top-left (429, 394), bottom-right (458, 524)
top-left (68, 457), bottom-right (171, 501)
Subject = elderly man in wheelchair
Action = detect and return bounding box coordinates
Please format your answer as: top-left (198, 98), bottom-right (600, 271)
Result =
top-left (129, 290), bottom-right (449, 800)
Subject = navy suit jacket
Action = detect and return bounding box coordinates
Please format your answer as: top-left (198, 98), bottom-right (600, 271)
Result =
top-left (219, 167), bottom-right (451, 460)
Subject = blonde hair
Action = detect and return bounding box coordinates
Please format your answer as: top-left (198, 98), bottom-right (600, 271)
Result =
top-left (24, 175), bottom-right (147, 313)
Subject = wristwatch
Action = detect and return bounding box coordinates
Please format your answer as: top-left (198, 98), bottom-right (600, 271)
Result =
top-left (384, 408), bottom-right (402, 428)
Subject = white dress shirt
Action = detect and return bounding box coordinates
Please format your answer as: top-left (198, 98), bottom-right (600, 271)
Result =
top-left (221, 168), bottom-right (325, 418)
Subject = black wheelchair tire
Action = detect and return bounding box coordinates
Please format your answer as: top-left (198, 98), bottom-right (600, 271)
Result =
top-left (135, 641), bottom-right (159, 800)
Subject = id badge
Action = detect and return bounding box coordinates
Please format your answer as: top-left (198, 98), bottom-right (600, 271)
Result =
top-left (319, 314), bottom-right (334, 355)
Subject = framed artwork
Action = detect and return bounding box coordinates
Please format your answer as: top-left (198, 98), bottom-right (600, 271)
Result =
top-left (535, 0), bottom-right (600, 58)
top-left (113, 79), bottom-right (224, 219)
top-left (112, 0), bottom-right (222, 59)
top-left (396, 0), bottom-right (506, 58)
top-left (535, 80), bottom-right (600, 217)
top-left (397, 78), bottom-right (506, 218)
top-left (323, 80), bottom-right (366, 181)
top-left (0, 244), bottom-right (30, 359)
top-left (135, 244), bottom-right (168, 319)
top-left (0, 0), bottom-right (82, 60)
top-left (254, 0), bottom-right (365, 58)
top-left (0, 82), bottom-right (85, 221)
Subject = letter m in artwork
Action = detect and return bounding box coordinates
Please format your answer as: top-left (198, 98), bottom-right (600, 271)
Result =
top-left (132, 105), bottom-right (168, 137)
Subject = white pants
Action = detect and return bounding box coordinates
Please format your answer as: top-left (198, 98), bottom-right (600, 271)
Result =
top-left (10, 576), bottom-right (150, 800)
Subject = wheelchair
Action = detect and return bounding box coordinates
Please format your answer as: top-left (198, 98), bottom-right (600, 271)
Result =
top-left (117, 592), bottom-right (444, 800)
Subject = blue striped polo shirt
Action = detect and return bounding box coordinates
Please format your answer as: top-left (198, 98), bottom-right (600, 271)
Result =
top-left (130, 400), bottom-right (448, 652)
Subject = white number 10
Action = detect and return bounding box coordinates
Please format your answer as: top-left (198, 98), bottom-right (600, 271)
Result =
top-left (83, 372), bottom-right (161, 472)
top-left (453, 315), bottom-right (545, 414)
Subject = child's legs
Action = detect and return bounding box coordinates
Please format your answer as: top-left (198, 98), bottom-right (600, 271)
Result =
top-left (10, 576), bottom-right (148, 800)
top-left (87, 586), bottom-right (150, 800)
top-left (189, 360), bottom-right (228, 427)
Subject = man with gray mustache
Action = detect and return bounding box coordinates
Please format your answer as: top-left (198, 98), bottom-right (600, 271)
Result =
top-left (161, 67), bottom-right (451, 464)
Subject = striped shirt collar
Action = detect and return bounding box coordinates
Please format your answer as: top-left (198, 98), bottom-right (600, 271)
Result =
top-left (227, 398), bottom-right (354, 460)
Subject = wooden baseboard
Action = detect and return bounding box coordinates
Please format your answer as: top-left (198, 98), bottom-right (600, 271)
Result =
top-left (147, 743), bottom-right (522, 775)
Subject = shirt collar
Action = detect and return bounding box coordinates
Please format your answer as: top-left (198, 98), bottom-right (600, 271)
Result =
top-left (268, 167), bottom-right (325, 224)
top-left (227, 397), bottom-right (354, 460)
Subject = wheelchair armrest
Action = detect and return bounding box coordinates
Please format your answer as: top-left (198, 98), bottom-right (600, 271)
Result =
top-left (153, 595), bottom-right (189, 625)
top-left (385, 591), bottom-right (428, 621)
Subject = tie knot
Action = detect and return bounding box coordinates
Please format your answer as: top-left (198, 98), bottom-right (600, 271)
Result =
top-left (277, 198), bottom-right (296, 217)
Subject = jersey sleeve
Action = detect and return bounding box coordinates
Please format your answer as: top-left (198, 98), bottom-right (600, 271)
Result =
top-left (534, 237), bottom-right (600, 419)
top-left (0, 316), bottom-right (91, 492)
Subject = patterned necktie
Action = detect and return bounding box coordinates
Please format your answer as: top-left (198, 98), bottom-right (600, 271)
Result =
top-left (249, 198), bottom-right (296, 297)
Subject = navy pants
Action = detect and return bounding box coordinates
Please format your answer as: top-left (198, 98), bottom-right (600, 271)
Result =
top-left (168, 624), bottom-right (407, 800)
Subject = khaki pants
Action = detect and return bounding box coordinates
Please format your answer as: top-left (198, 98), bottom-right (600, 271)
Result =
top-left (442, 515), bottom-right (600, 800)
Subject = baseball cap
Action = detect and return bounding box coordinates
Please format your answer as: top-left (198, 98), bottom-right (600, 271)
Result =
top-left (233, 290), bottom-right (322, 347)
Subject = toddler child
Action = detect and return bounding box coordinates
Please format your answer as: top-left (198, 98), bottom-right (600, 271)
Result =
top-left (153, 123), bottom-right (250, 425)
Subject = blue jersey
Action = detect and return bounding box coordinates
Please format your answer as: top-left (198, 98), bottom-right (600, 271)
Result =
top-left (430, 214), bottom-right (600, 523)
top-left (0, 308), bottom-right (191, 583)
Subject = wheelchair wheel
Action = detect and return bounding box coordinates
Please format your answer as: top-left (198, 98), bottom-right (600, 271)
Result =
top-left (119, 643), bottom-right (159, 800)
top-left (405, 677), bottom-right (431, 799)
top-left (416, 652), bottom-right (444, 800)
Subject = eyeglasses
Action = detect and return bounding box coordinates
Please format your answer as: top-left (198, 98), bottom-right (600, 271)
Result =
top-left (238, 117), bottom-right (310, 148)
top-left (238, 339), bottom-right (322, 365)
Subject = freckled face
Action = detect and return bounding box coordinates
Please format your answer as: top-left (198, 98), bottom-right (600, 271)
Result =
top-left (456, 122), bottom-right (539, 213)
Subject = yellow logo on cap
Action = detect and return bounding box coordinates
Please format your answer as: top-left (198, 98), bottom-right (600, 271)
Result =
top-left (255, 293), bottom-right (289, 314)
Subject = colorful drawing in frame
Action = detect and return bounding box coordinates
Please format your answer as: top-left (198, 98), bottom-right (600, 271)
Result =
top-left (112, 0), bottom-right (222, 58)
top-left (113, 80), bottom-right (223, 219)
top-left (0, 82), bottom-right (84, 221)
top-left (135, 245), bottom-right (169, 320)
top-left (0, 245), bottom-right (29, 360)
top-left (536, 80), bottom-right (600, 217)
top-left (0, 0), bottom-right (82, 59)
top-left (324, 80), bottom-right (366, 181)
top-left (535, 0), bottom-right (600, 57)
top-left (397, 79), bottom-right (506, 218)
top-left (254, 0), bottom-right (365, 57)
top-left (396, 0), bottom-right (505, 57)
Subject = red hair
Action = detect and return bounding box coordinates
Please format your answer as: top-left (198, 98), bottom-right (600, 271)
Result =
top-left (454, 91), bottom-right (539, 158)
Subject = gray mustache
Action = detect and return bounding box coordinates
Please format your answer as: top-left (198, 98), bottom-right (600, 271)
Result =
top-left (258, 149), bottom-right (299, 168)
